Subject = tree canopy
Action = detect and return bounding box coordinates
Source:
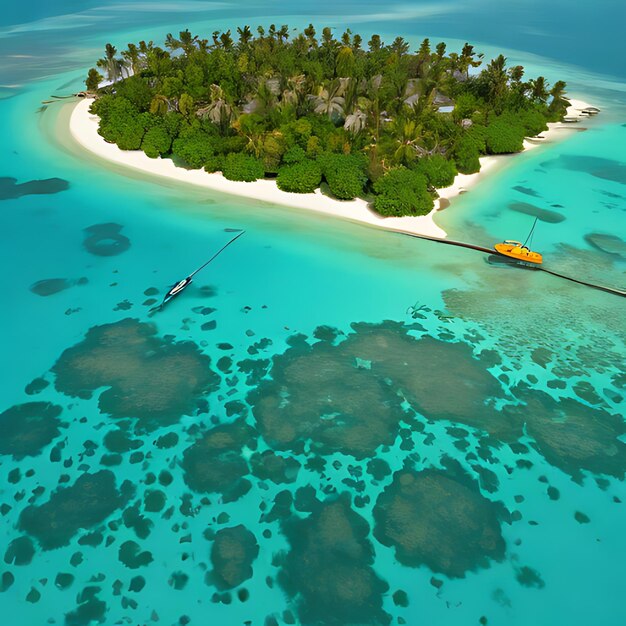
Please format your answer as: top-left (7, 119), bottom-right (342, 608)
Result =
top-left (87, 25), bottom-right (570, 216)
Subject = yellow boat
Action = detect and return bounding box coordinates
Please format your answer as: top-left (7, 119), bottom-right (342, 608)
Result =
top-left (494, 240), bottom-right (543, 264)
top-left (494, 217), bottom-right (543, 264)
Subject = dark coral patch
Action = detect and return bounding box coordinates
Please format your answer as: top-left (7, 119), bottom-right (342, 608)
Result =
top-left (83, 223), bottom-right (130, 256)
top-left (250, 451), bottom-right (301, 484)
top-left (584, 233), bottom-right (626, 259)
top-left (51, 318), bottom-right (219, 429)
top-left (508, 201), bottom-right (565, 223)
top-left (249, 331), bottom-right (406, 459)
top-left (118, 541), bottom-right (153, 569)
top-left (24, 377), bottom-right (49, 395)
top-left (0, 176), bottom-right (69, 200)
top-left (210, 525), bottom-right (259, 590)
top-left (19, 471), bottom-right (126, 549)
top-left (30, 278), bottom-right (72, 296)
top-left (30, 277), bottom-right (87, 297)
top-left (182, 420), bottom-right (254, 502)
top-left (348, 326), bottom-right (509, 434)
top-left (4, 536), bottom-right (35, 566)
top-left (541, 155), bottom-right (626, 185)
top-left (373, 462), bottom-right (508, 578)
top-left (279, 495), bottom-right (390, 625)
top-left (0, 401), bottom-right (63, 459)
top-left (512, 185), bottom-right (541, 198)
top-left (249, 322), bottom-right (514, 457)
top-left (64, 586), bottom-right (107, 625)
top-left (505, 387), bottom-right (626, 479)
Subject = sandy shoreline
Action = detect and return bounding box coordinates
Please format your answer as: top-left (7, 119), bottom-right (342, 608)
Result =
top-left (68, 98), bottom-right (595, 238)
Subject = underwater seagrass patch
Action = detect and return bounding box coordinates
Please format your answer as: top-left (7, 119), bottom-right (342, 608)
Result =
top-left (51, 318), bottom-right (219, 429)
top-left (19, 470), bottom-right (129, 549)
top-left (373, 459), bottom-right (508, 578)
top-left (0, 176), bottom-right (69, 200)
top-left (82, 223), bottom-right (130, 256)
top-left (249, 321), bottom-right (516, 458)
top-left (0, 401), bottom-right (63, 459)
top-left (181, 419), bottom-right (255, 502)
top-left (278, 494), bottom-right (391, 625)
top-left (505, 385), bottom-right (626, 479)
top-left (208, 525), bottom-right (259, 590)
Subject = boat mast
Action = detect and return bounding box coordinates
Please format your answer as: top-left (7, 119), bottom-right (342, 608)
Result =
top-left (522, 217), bottom-right (538, 249)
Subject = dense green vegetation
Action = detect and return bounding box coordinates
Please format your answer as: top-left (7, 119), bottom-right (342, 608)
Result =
top-left (87, 26), bottom-right (570, 216)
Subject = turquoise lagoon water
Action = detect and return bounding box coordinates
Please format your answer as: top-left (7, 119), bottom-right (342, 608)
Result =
top-left (0, 2), bottom-right (625, 625)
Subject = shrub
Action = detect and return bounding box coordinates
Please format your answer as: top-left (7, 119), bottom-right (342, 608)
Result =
top-left (276, 161), bottom-right (322, 193)
top-left (453, 135), bottom-right (481, 174)
top-left (261, 133), bottom-right (286, 174)
top-left (306, 136), bottom-right (322, 158)
top-left (515, 108), bottom-right (549, 136)
top-left (414, 155), bottom-right (457, 188)
top-left (172, 130), bottom-right (214, 168)
top-left (95, 97), bottom-right (147, 150)
top-left (204, 155), bottom-right (224, 173)
top-left (466, 124), bottom-right (487, 153)
top-left (211, 135), bottom-right (247, 155)
top-left (373, 167), bottom-right (434, 217)
top-left (318, 153), bottom-right (367, 200)
top-left (141, 125), bottom-right (172, 158)
top-left (222, 153), bottom-right (264, 182)
top-left (114, 76), bottom-right (154, 112)
top-left (485, 119), bottom-right (524, 154)
top-left (85, 68), bottom-right (102, 92)
top-left (282, 145), bottom-right (306, 164)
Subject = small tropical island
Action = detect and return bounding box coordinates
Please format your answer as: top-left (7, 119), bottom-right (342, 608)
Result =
top-left (77, 24), bottom-right (577, 233)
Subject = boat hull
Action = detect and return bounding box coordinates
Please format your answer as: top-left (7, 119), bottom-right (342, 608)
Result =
top-left (494, 243), bottom-right (543, 264)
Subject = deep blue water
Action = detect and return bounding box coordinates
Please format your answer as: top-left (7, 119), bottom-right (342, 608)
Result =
top-left (0, 2), bottom-right (625, 626)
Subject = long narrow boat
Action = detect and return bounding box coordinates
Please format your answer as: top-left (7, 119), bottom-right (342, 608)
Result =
top-left (159, 230), bottom-right (245, 310)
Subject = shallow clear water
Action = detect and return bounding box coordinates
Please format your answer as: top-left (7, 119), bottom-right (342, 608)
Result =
top-left (0, 3), bottom-right (625, 626)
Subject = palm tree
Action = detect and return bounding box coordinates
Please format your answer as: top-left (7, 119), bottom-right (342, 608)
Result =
top-left (344, 109), bottom-right (367, 135)
top-left (197, 84), bottom-right (235, 132)
top-left (220, 30), bottom-right (234, 51)
top-left (277, 25), bottom-right (290, 45)
top-left (150, 94), bottom-right (169, 116)
top-left (483, 55), bottom-right (509, 109)
top-left (549, 80), bottom-right (570, 113)
top-left (460, 43), bottom-right (483, 80)
top-left (363, 74), bottom-right (383, 141)
top-left (179, 29), bottom-right (198, 55)
top-left (530, 76), bottom-right (549, 104)
top-left (281, 74), bottom-right (307, 111)
top-left (97, 43), bottom-right (122, 83)
top-left (138, 40), bottom-right (154, 56)
top-left (392, 119), bottom-right (427, 166)
top-left (390, 37), bottom-right (410, 56)
top-left (310, 80), bottom-right (345, 119)
top-left (121, 43), bottom-right (141, 76)
top-left (304, 23), bottom-right (317, 47)
top-left (237, 25), bottom-right (253, 47)
top-left (146, 47), bottom-right (171, 84)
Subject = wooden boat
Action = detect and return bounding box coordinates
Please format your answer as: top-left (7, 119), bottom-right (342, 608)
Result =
top-left (494, 218), bottom-right (542, 264)
top-left (494, 240), bottom-right (542, 264)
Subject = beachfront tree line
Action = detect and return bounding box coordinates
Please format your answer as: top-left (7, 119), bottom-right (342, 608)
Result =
top-left (85, 25), bottom-right (570, 216)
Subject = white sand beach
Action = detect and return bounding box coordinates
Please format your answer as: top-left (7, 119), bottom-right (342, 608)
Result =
top-left (69, 97), bottom-right (595, 239)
